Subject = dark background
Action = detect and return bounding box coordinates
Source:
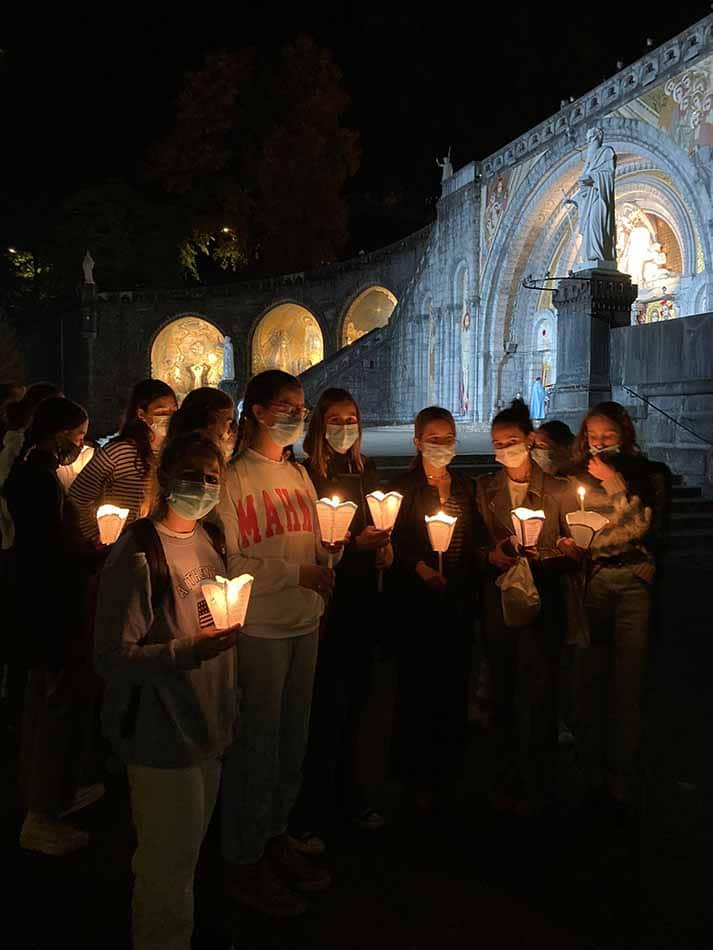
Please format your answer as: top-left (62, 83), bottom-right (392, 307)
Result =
top-left (1, 4), bottom-right (710, 254)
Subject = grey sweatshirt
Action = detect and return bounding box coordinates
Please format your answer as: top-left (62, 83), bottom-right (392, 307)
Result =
top-left (95, 521), bottom-right (238, 767)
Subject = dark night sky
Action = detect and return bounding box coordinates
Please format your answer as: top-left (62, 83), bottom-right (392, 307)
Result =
top-left (1, 3), bottom-right (711, 252)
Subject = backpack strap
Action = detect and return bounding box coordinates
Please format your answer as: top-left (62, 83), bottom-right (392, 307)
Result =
top-left (202, 520), bottom-right (226, 564)
top-left (127, 517), bottom-right (172, 614)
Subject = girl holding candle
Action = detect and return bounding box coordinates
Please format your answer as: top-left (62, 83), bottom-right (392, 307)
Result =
top-left (217, 370), bottom-right (342, 918)
top-left (290, 387), bottom-right (393, 849)
top-left (94, 432), bottom-right (239, 950)
top-left (70, 379), bottom-right (177, 540)
top-left (4, 396), bottom-right (105, 855)
top-left (475, 399), bottom-right (580, 816)
top-left (389, 406), bottom-right (479, 814)
top-left (570, 402), bottom-right (670, 812)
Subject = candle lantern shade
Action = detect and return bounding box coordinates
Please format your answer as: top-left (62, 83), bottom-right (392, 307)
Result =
top-left (315, 497), bottom-right (358, 545)
top-left (511, 508), bottom-right (546, 548)
top-left (96, 504), bottom-right (130, 545)
top-left (565, 511), bottom-right (609, 549)
top-left (425, 511), bottom-right (458, 553)
top-left (200, 574), bottom-right (254, 630)
top-left (365, 491), bottom-right (403, 531)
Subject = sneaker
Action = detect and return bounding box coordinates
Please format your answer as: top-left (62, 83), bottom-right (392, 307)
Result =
top-left (288, 831), bottom-right (326, 856)
top-left (19, 813), bottom-right (89, 856)
top-left (267, 833), bottom-right (332, 894)
top-left (224, 855), bottom-right (307, 918)
top-left (60, 783), bottom-right (106, 818)
top-left (358, 809), bottom-right (385, 832)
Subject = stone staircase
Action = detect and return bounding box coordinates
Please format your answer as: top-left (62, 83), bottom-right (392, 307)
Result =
top-left (370, 454), bottom-right (713, 564)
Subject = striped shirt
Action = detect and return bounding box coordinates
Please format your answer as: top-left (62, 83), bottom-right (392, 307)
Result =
top-left (69, 440), bottom-right (152, 540)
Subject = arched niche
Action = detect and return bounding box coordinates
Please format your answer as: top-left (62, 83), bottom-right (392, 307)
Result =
top-left (252, 303), bottom-right (324, 377)
top-left (342, 286), bottom-right (397, 345)
top-left (151, 315), bottom-right (225, 403)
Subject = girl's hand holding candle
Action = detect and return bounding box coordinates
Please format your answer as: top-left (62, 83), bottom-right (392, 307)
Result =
top-left (201, 574), bottom-right (254, 630)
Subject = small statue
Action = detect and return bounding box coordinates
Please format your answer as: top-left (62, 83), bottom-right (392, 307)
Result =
top-left (564, 128), bottom-right (617, 268)
top-left (219, 335), bottom-right (235, 381)
top-left (436, 148), bottom-right (453, 184)
top-left (82, 250), bottom-right (95, 285)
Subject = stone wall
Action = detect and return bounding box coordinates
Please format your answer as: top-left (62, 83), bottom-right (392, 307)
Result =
top-left (610, 311), bottom-right (713, 483)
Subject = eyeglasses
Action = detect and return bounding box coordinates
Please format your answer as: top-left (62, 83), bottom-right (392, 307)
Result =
top-left (177, 470), bottom-right (220, 487)
top-left (269, 402), bottom-right (310, 421)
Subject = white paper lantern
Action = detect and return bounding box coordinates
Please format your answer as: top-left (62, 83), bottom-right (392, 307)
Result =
top-left (200, 574), bottom-right (254, 630)
top-left (315, 496), bottom-right (358, 544)
top-left (365, 491), bottom-right (403, 531)
top-left (96, 504), bottom-right (130, 545)
top-left (511, 508), bottom-right (546, 548)
top-left (565, 511), bottom-right (609, 549)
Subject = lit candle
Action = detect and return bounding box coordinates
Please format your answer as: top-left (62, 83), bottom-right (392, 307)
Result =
top-left (510, 507), bottom-right (546, 548)
top-left (425, 510), bottom-right (458, 576)
top-left (96, 504), bottom-right (130, 545)
top-left (577, 486), bottom-right (586, 512)
top-left (201, 574), bottom-right (254, 630)
top-left (315, 496), bottom-right (358, 569)
top-left (366, 491), bottom-right (404, 591)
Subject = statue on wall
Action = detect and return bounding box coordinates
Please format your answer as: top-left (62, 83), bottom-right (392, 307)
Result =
top-left (436, 148), bottom-right (453, 184)
top-left (565, 128), bottom-right (617, 268)
top-left (219, 335), bottom-right (235, 380)
top-left (82, 250), bottom-right (95, 285)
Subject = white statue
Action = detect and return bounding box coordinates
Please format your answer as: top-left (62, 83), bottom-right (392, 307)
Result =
top-left (82, 250), bottom-right (95, 285)
top-left (565, 128), bottom-right (617, 268)
top-left (436, 148), bottom-right (453, 184)
top-left (219, 335), bottom-right (235, 380)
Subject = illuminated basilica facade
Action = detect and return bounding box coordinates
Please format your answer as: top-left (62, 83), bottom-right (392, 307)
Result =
top-left (77, 15), bottom-right (713, 478)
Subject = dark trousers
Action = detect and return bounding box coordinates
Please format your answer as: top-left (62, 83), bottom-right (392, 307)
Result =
top-left (482, 592), bottom-right (561, 805)
top-left (292, 617), bottom-right (391, 829)
top-left (392, 599), bottom-right (473, 796)
top-left (21, 664), bottom-right (99, 814)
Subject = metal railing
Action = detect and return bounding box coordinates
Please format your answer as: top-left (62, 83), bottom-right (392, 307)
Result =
top-left (621, 384), bottom-right (713, 449)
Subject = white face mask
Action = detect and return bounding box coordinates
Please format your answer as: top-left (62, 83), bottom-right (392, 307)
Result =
top-left (265, 413), bottom-right (304, 448)
top-left (494, 442), bottom-right (530, 468)
top-left (326, 423), bottom-right (359, 454)
top-left (531, 447), bottom-right (558, 474)
top-left (589, 443), bottom-right (620, 458)
top-left (150, 416), bottom-right (171, 445)
top-left (421, 441), bottom-right (456, 468)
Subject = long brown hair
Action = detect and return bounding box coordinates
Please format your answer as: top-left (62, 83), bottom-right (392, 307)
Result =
top-left (303, 387), bottom-right (365, 479)
top-left (572, 401), bottom-right (640, 466)
top-left (410, 405), bottom-right (456, 469)
top-left (151, 432), bottom-right (225, 522)
top-left (112, 378), bottom-right (177, 475)
top-left (236, 370), bottom-right (303, 461)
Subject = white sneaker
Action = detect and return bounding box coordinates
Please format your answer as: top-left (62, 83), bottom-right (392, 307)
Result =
top-left (20, 813), bottom-right (89, 856)
top-left (59, 783), bottom-right (106, 817)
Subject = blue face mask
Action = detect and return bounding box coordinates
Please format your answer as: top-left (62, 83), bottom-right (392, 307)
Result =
top-left (167, 480), bottom-right (221, 521)
top-left (266, 412), bottom-right (304, 448)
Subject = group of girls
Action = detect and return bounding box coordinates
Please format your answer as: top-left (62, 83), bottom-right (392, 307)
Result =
top-left (0, 367), bottom-right (666, 950)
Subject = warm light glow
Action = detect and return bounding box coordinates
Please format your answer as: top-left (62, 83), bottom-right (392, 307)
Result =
top-left (201, 574), bottom-right (254, 629)
top-left (366, 491), bottom-right (403, 531)
top-left (577, 486), bottom-right (586, 511)
top-left (8, 247), bottom-right (16, 254)
top-left (96, 504), bottom-right (130, 545)
top-left (315, 497), bottom-right (357, 544)
top-left (511, 508), bottom-right (546, 548)
top-left (425, 510), bottom-right (458, 553)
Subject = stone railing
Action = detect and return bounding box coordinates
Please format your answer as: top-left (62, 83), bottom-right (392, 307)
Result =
top-left (481, 14), bottom-right (713, 180)
top-left (299, 325), bottom-right (390, 394)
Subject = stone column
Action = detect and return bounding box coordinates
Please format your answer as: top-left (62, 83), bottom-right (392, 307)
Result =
top-left (549, 268), bottom-right (636, 429)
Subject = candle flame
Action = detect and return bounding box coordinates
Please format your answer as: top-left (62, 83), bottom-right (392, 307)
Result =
top-left (577, 486), bottom-right (586, 498)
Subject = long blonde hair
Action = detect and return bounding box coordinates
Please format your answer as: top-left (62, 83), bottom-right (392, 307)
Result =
top-left (303, 387), bottom-right (365, 479)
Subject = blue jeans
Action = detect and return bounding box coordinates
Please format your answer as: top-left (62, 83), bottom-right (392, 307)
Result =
top-left (221, 630), bottom-right (319, 864)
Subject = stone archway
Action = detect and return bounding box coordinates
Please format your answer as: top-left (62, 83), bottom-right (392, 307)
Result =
top-left (252, 303), bottom-right (324, 377)
top-left (151, 315), bottom-right (225, 403)
top-left (342, 286), bottom-right (397, 346)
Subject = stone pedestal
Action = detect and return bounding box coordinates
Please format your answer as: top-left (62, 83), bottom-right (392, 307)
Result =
top-left (548, 268), bottom-right (636, 429)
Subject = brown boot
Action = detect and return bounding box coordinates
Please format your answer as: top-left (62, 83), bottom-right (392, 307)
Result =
top-left (266, 833), bottom-right (332, 894)
top-left (224, 854), bottom-right (307, 918)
